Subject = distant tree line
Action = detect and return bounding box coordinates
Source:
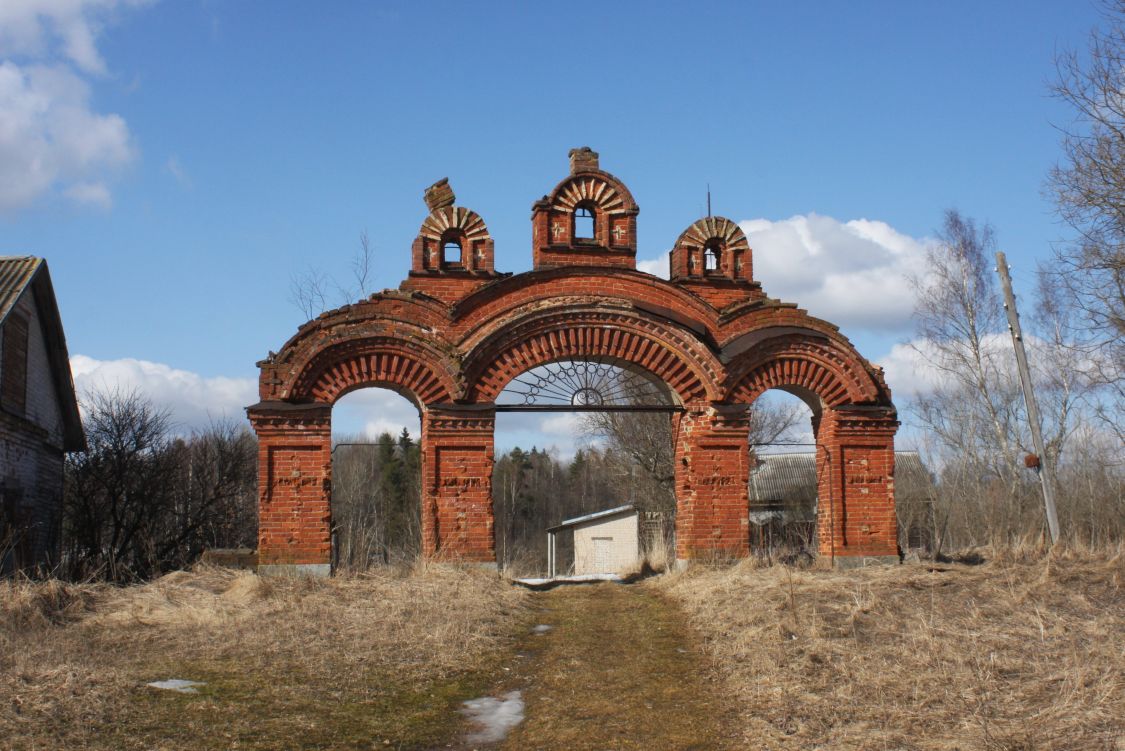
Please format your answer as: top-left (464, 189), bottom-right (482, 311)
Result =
top-left (331, 429), bottom-right (421, 569)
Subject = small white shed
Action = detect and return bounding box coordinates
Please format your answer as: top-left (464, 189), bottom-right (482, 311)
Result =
top-left (546, 505), bottom-right (640, 577)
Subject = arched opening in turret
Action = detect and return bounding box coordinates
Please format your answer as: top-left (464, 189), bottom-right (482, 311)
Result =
top-left (441, 232), bottom-right (463, 269)
top-left (703, 239), bottom-right (721, 274)
top-left (575, 205), bottom-right (596, 241)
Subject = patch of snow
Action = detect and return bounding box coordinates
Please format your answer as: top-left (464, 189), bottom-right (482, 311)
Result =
top-left (515, 573), bottom-right (625, 585)
top-left (461, 690), bottom-right (524, 744)
top-left (147, 679), bottom-right (205, 694)
top-left (532, 624), bottom-right (552, 634)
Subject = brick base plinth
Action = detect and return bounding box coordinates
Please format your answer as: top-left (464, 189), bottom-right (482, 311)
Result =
top-left (422, 406), bottom-right (496, 563)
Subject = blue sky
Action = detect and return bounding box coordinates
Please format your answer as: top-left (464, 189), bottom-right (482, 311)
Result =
top-left (0, 1), bottom-right (1104, 453)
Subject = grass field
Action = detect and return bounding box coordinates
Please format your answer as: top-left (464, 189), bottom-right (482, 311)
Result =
top-left (658, 546), bottom-right (1125, 750)
top-left (2, 547), bottom-right (1122, 750)
top-left (1, 563), bottom-right (529, 750)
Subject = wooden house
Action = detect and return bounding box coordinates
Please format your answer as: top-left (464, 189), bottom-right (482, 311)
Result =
top-left (0, 257), bottom-right (84, 573)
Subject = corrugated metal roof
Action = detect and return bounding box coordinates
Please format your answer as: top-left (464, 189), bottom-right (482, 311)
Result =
top-left (548, 504), bottom-right (636, 532)
top-left (749, 451), bottom-right (930, 505)
top-left (750, 453), bottom-right (819, 506)
top-left (0, 256), bottom-right (42, 325)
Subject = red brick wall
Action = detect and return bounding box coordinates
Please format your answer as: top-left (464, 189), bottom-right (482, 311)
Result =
top-left (673, 406), bottom-right (752, 560)
top-left (399, 272), bottom-right (500, 306)
top-left (249, 405), bottom-right (332, 567)
top-left (815, 409), bottom-right (899, 560)
top-left (421, 408), bottom-right (495, 562)
top-left (251, 149), bottom-right (900, 571)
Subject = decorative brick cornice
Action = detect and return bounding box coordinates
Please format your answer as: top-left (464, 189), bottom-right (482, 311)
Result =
top-left (822, 406), bottom-right (899, 436)
top-left (246, 401), bottom-right (331, 432)
top-left (424, 404), bottom-right (496, 433)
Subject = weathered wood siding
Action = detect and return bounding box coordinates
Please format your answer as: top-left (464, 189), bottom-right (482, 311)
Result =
top-left (1, 285), bottom-right (67, 572)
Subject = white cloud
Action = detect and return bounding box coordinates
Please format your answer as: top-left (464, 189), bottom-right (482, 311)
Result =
top-left (0, 0), bottom-right (151, 74)
top-left (637, 213), bottom-right (932, 334)
top-left (539, 413), bottom-right (583, 438)
top-left (636, 256), bottom-right (667, 277)
top-left (70, 354), bottom-right (257, 433)
top-left (876, 332), bottom-right (1049, 402)
top-left (0, 1), bottom-right (147, 213)
top-left (63, 180), bottom-right (111, 207)
top-left (332, 387), bottom-right (421, 440)
top-left (747, 214), bottom-right (931, 332)
top-left (876, 341), bottom-right (946, 400)
top-left (164, 154), bottom-right (190, 188)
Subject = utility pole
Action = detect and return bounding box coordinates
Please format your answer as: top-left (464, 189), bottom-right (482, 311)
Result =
top-left (995, 251), bottom-right (1060, 544)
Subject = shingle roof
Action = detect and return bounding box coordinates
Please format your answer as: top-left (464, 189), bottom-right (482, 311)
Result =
top-left (0, 256), bottom-right (84, 450)
top-left (0, 256), bottom-right (42, 325)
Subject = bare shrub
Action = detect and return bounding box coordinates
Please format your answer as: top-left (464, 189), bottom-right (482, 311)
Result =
top-left (61, 388), bottom-right (257, 581)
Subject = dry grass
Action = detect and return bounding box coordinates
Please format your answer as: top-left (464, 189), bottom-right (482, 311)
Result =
top-left (1, 563), bottom-right (528, 750)
top-left (657, 546), bottom-right (1125, 751)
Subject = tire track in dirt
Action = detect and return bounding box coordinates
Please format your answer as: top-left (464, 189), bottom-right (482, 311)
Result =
top-left (458, 580), bottom-right (741, 750)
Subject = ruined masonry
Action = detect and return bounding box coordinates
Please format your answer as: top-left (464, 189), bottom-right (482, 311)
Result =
top-left (248, 148), bottom-right (899, 575)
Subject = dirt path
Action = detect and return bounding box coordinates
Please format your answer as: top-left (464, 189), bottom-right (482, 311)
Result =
top-left (472, 581), bottom-right (740, 750)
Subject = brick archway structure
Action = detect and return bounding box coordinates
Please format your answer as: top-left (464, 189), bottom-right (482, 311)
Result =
top-left (248, 148), bottom-right (899, 574)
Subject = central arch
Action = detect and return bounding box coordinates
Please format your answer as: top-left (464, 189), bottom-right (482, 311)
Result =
top-left (462, 308), bottom-right (723, 406)
top-left (248, 147), bottom-right (899, 574)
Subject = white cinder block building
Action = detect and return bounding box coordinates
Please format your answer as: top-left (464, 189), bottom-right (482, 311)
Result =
top-left (547, 505), bottom-right (640, 577)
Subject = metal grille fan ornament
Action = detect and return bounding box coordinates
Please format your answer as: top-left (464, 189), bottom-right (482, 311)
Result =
top-left (498, 360), bottom-right (676, 409)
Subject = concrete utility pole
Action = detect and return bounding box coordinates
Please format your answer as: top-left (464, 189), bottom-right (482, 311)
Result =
top-left (995, 251), bottom-right (1060, 544)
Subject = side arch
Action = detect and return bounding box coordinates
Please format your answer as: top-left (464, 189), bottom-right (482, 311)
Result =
top-left (286, 337), bottom-right (459, 407)
top-left (462, 308), bottom-right (723, 404)
top-left (724, 332), bottom-right (889, 411)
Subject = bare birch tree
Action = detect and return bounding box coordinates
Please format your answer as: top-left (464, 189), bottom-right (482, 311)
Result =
top-left (1048, 0), bottom-right (1125, 441)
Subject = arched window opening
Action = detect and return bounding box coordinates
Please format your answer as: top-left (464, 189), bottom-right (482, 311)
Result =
top-left (575, 205), bottom-right (595, 240)
top-left (442, 238), bottom-right (463, 268)
top-left (704, 240), bottom-right (721, 273)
